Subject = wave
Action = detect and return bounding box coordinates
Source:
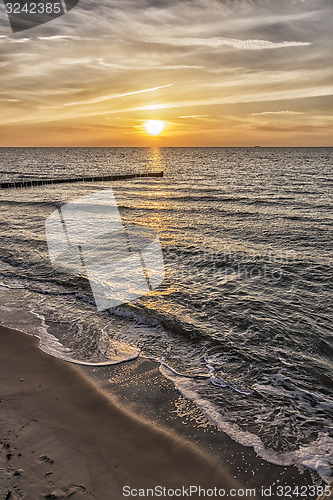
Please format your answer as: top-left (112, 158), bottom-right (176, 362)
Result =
top-left (160, 365), bottom-right (333, 484)
top-left (0, 200), bottom-right (55, 207)
top-left (29, 309), bottom-right (140, 366)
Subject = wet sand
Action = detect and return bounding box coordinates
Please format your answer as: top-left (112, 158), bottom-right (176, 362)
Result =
top-left (0, 325), bottom-right (243, 500)
top-left (86, 356), bottom-right (322, 499)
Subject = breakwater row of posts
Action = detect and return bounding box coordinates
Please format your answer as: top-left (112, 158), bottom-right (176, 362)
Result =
top-left (0, 171), bottom-right (163, 189)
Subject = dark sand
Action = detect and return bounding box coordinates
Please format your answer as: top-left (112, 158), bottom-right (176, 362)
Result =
top-left (0, 325), bottom-right (245, 500)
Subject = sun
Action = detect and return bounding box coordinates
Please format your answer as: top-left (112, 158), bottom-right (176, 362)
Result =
top-left (143, 120), bottom-right (165, 136)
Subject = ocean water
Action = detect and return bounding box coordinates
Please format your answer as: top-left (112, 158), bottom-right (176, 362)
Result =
top-left (0, 147), bottom-right (332, 483)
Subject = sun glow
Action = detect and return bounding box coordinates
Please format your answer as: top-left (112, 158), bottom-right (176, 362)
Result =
top-left (143, 120), bottom-right (165, 136)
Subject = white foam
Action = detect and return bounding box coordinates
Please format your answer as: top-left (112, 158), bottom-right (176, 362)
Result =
top-left (206, 359), bottom-right (253, 395)
top-left (159, 360), bottom-right (210, 379)
top-left (29, 309), bottom-right (140, 366)
top-left (253, 373), bottom-right (333, 413)
top-left (0, 276), bottom-right (140, 366)
top-left (160, 364), bottom-right (333, 483)
top-left (295, 433), bottom-right (333, 483)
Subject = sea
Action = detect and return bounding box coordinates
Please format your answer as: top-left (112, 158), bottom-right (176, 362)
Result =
top-left (0, 147), bottom-right (332, 483)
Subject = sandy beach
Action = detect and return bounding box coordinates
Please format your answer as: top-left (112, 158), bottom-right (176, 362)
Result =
top-left (0, 325), bottom-right (244, 500)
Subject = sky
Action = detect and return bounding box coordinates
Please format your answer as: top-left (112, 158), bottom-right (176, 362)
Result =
top-left (0, 0), bottom-right (332, 146)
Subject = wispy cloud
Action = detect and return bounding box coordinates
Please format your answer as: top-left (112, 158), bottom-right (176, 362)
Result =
top-left (37, 35), bottom-right (78, 40)
top-left (250, 111), bottom-right (305, 116)
top-left (64, 84), bottom-right (174, 107)
top-left (97, 59), bottom-right (202, 71)
top-left (179, 115), bottom-right (209, 119)
top-left (0, 37), bottom-right (31, 43)
top-left (155, 37), bottom-right (311, 50)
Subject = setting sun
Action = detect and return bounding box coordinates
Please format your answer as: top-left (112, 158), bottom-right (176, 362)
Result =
top-left (143, 120), bottom-right (165, 136)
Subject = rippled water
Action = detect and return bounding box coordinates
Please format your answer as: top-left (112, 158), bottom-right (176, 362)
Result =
top-left (0, 147), bottom-right (332, 482)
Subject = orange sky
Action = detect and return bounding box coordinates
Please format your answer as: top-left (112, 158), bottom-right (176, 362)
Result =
top-left (0, 0), bottom-right (332, 146)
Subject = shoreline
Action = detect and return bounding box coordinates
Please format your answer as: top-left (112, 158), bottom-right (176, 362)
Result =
top-left (0, 325), bottom-right (245, 499)
top-left (85, 355), bottom-right (322, 496)
top-left (0, 325), bottom-right (326, 499)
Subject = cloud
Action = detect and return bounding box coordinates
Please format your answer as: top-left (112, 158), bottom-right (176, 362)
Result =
top-left (96, 58), bottom-right (202, 71)
top-left (0, 0), bottom-right (332, 145)
top-left (179, 115), bottom-right (209, 118)
top-left (0, 36), bottom-right (31, 43)
top-left (155, 37), bottom-right (311, 50)
top-left (36, 35), bottom-right (78, 40)
top-left (250, 111), bottom-right (305, 116)
top-left (64, 84), bottom-right (174, 107)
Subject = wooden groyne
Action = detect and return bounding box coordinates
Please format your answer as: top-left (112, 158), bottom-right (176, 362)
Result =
top-left (0, 171), bottom-right (163, 189)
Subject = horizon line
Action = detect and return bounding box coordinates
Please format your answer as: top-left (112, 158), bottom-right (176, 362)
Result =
top-left (0, 145), bottom-right (332, 148)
